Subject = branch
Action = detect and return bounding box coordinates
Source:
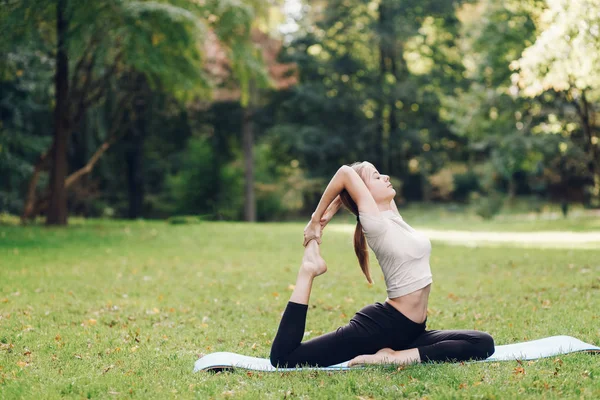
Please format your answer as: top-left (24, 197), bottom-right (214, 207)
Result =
top-left (29, 94), bottom-right (134, 217)
top-left (86, 51), bottom-right (123, 102)
top-left (65, 94), bottom-right (132, 189)
top-left (69, 32), bottom-right (102, 96)
top-left (70, 49), bottom-right (99, 124)
top-left (20, 148), bottom-right (53, 223)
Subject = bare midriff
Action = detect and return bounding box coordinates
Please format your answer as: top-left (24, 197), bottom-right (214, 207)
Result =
top-left (385, 283), bottom-right (431, 324)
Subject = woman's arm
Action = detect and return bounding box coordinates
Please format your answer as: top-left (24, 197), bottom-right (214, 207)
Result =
top-left (322, 195), bottom-right (342, 221)
top-left (303, 166), bottom-right (379, 245)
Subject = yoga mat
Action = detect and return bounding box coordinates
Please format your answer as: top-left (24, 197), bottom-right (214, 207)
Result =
top-left (193, 335), bottom-right (599, 372)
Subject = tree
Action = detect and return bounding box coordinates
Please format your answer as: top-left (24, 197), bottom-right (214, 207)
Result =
top-left (0, 0), bottom-right (260, 224)
top-left (203, 5), bottom-right (298, 222)
top-left (512, 0), bottom-right (600, 205)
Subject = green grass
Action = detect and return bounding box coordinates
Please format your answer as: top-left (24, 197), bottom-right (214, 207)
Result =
top-left (1, 217), bottom-right (599, 399)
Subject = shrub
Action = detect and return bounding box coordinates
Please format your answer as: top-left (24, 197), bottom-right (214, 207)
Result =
top-left (165, 137), bottom-right (219, 216)
top-left (429, 168), bottom-right (455, 201)
top-left (474, 191), bottom-right (504, 220)
top-left (428, 163), bottom-right (478, 202)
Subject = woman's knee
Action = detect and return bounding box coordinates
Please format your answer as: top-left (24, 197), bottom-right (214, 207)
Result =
top-left (269, 348), bottom-right (288, 368)
top-left (475, 331), bottom-right (495, 359)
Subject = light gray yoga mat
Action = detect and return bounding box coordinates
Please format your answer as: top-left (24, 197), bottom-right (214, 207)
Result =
top-left (194, 335), bottom-right (599, 372)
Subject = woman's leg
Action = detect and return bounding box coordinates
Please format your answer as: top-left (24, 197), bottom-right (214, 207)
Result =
top-left (270, 240), bottom-right (411, 368)
top-left (407, 329), bottom-right (495, 363)
top-left (348, 329), bottom-right (495, 366)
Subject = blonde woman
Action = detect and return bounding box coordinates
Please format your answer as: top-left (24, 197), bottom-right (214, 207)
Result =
top-left (270, 162), bottom-right (494, 368)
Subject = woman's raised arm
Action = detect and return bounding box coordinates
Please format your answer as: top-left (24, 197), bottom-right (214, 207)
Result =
top-left (303, 166), bottom-right (379, 246)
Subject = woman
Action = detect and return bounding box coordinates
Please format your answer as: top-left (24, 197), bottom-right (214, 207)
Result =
top-left (269, 161), bottom-right (495, 368)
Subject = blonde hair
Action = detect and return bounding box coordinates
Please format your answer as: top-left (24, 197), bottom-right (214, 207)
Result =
top-left (338, 161), bottom-right (375, 284)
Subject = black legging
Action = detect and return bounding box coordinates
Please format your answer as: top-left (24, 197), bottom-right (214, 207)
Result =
top-left (270, 301), bottom-right (495, 368)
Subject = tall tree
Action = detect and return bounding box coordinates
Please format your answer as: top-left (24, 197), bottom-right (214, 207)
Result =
top-left (1, 0), bottom-right (260, 224)
top-left (204, 0), bottom-right (297, 222)
top-left (512, 0), bottom-right (600, 204)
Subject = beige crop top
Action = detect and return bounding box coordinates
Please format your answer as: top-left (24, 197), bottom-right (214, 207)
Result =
top-left (358, 210), bottom-right (433, 298)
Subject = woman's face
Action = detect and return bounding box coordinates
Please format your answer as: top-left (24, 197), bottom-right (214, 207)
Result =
top-left (363, 164), bottom-right (395, 204)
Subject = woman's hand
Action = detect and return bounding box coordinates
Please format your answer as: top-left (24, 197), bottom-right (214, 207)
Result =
top-left (303, 217), bottom-right (323, 247)
top-left (319, 207), bottom-right (335, 231)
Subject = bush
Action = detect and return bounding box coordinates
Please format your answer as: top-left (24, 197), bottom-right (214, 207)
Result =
top-left (214, 143), bottom-right (300, 221)
top-left (429, 168), bottom-right (455, 201)
top-left (165, 137), bottom-right (219, 216)
top-left (167, 215), bottom-right (204, 224)
top-left (429, 163), bottom-right (479, 202)
top-left (473, 191), bottom-right (504, 220)
top-left (215, 159), bottom-right (244, 220)
top-left (453, 170), bottom-right (480, 201)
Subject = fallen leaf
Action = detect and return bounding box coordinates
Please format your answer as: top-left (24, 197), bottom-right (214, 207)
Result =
top-left (0, 343), bottom-right (13, 351)
top-left (541, 300), bottom-right (551, 308)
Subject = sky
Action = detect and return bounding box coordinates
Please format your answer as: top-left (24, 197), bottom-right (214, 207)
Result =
top-left (279, 0), bottom-right (302, 35)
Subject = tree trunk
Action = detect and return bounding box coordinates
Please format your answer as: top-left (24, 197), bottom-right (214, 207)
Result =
top-left (47, 0), bottom-right (70, 226)
top-left (507, 176), bottom-right (517, 204)
top-left (375, 2), bottom-right (387, 168)
top-left (21, 149), bottom-right (51, 222)
top-left (126, 76), bottom-right (147, 219)
top-left (242, 80), bottom-right (256, 222)
top-left (126, 121), bottom-right (145, 219)
top-left (579, 91), bottom-right (600, 205)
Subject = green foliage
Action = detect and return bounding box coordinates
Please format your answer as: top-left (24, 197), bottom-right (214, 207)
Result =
top-left (214, 142), bottom-right (313, 221)
top-left (1, 0), bottom-right (599, 222)
top-left (166, 137), bottom-right (219, 216)
top-left (453, 170), bottom-right (481, 202)
top-left (166, 215), bottom-right (204, 224)
top-left (215, 157), bottom-right (245, 221)
top-left (473, 191), bottom-right (505, 220)
top-left (0, 49), bottom-right (53, 214)
top-left (428, 163), bottom-right (481, 202)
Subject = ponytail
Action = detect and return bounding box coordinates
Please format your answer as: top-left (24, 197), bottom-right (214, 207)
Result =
top-left (339, 189), bottom-right (373, 284)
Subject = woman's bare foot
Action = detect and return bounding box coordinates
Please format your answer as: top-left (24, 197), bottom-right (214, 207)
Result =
top-left (301, 239), bottom-right (327, 277)
top-left (348, 348), bottom-right (397, 367)
top-left (348, 347), bottom-right (420, 367)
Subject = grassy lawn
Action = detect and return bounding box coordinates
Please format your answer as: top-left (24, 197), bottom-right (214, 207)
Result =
top-left (1, 217), bottom-right (599, 399)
